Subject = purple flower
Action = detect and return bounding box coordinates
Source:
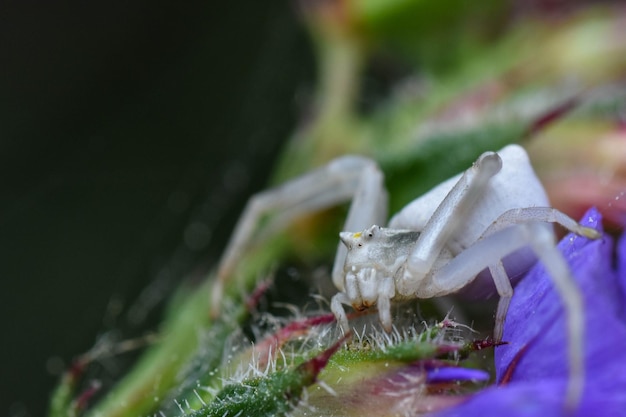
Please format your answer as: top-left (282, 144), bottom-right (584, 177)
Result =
top-left (434, 208), bottom-right (626, 417)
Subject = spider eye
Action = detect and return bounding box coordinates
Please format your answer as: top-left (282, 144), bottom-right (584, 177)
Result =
top-left (357, 243), bottom-right (363, 247)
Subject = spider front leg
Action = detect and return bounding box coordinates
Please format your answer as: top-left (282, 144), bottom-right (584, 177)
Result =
top-left (211, 155), bottom-right (388, 318)
top-left (488, 261), bottom-right (513, 343)
top-left (401, 151), bottom-right (503, 280)
top-left (429, 221), bottom-right (592, 408)
top-left (478, 207), bottom-right (601, 341)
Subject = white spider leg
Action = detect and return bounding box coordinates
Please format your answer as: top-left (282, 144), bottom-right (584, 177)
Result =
top-left (257, 163), bottom-right (386, 245)
top-left (330, 292), bottom-right (351, 333)
top-left (377, 276), bottom-right (395, 332)
top-left (471, 207), bottom-right (599, 343)
top-left (479, 207), bottom-right (601, 242)
top-left (331, 159), bottom-right (388, 290)
top-left (429, 222), bottom-right (584, 408)
top-left (211, 156), bottom-right (386, 317)
top-left (344, 271), bottom-right (360, 302)
top-left (489, 261), bottom-right (513, 342)
top-left (403, 151), bottom-right (503, 280)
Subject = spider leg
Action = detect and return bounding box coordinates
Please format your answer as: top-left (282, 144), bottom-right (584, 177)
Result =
top-left (330, 292), bottom-right (352, 333)
top-left (376, 276), bottom-right (395, 332)
top-left (429, 222), bottom-right (585, 409)
top-left (402, 151), bottom-right (502, 281)
top-left (331, 161), bottom-right (388, 290)
top-left (478, 207), bottom-right (599, 342)
top-left (479, 207), bottom-right (601, 241)
top-left (211, 155), bottom-right (387, 317)
top-left (489, 261), bottom-right (513, 342)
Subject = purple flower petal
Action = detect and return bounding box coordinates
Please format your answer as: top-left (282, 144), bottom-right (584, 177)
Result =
top-left (426, 367), bottom-right (489, 384)
top-left (431, 379), bottom-right (626, 417)
top-left (617, 233), bottom-right (626, 320)
top-left (433, 208), bottom-right (626, 416)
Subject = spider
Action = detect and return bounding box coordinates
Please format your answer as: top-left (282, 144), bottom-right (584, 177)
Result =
top-left (211, 144), bottom-right (600, 407)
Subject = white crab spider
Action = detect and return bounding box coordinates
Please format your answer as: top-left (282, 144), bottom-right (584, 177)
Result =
top-left (212, 144), bottom-right (600, 407)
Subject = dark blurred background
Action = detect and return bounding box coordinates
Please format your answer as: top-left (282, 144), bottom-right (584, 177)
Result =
top-left (0, 2), bottom-right (313, 415)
